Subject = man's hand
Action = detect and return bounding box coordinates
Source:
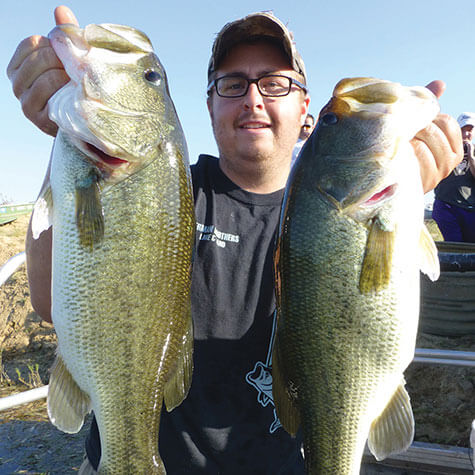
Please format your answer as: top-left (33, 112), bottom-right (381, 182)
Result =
top-left (411, 80), bottom-right (463, 193)
top-left (6, 6), bottom-right (79, 136)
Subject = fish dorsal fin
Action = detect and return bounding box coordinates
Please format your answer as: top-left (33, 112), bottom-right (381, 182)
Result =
top-left (164, 317), bottom-right (194, 412)
top-left (31, 184), bottom-right (53, 239)
top-left (359, 218), bottom-right (395, 293)
top-left (47, 354), bottom-right (91, 433)
top-left (419, 224), bottom-right (440, 281)
top-left (368, 381), bottom-right (414, 461)
top-left (271, 337), bottom-right (301, 436)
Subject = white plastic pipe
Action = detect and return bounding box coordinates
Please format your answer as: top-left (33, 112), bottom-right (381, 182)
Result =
top-left (0, 251), bottom-right (26, 287)
top-left (0, 385), bottom-right (48, 411)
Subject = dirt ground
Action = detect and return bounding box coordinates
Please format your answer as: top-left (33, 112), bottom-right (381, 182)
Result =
top-left (0, 214), bottom-right (473, 474)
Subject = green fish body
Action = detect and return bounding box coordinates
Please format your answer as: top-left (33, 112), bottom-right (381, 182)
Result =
top-left (32, 23), bottom-right (194, 474)
top-left (273, 78), bottom-right (440, 474)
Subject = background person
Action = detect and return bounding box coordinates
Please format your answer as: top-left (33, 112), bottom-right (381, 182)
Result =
top-left (432, 112), bottom-right (475, 242)
top-left (7, 6), bottom-right (462, 474)
top-left (291, 112), bottom-right (315, 166)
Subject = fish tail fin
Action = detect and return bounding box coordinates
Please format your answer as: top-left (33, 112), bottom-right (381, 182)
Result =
top-left (368, 381), bottom-right (414, 461)
top-left (272, 339), bottom-right (300, 436)
top-left (47, 354), bottom-right (91, 433)
top-left (419, 224), bottom-right (440, 281)
top-left (31, 184), bottom-right (53, 239)
top-left (164, 316), bottom-right (193, 412)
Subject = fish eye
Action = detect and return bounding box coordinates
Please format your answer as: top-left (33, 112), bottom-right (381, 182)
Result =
top-left (144, 70), bottom-right (161, 84)
top-left (320, 113), bottom-right (338, 126)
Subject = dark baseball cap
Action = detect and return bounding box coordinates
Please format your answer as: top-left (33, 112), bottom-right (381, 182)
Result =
top-left (207, 12), bottom-right (307, 84)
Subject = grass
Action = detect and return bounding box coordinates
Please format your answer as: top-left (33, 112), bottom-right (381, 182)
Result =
top-left (15, 364), bottom-right (43, 389)
top-left (0, 351), bottom-right (48, 424)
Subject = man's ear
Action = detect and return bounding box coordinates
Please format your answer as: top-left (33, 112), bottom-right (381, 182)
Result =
top-left (207, 96), bottom-right (214, 121)
top-left (300, 95), bottom-right (310, 126)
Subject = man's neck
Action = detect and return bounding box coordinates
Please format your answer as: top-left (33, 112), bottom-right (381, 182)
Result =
top-left (218, 155), bottom-right (290, 194)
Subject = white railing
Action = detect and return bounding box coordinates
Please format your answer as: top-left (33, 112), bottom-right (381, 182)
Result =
top-left (414, 348), bottom-right (475, 367)
top-left (0, 385), bottom-right (48, 411)
top-left (0, 251), bottom-right (26, 287)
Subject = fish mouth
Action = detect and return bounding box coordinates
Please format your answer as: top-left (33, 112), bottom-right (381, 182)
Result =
top-left (323, 182), bottom-right (398, 211)
top-left (79, 140), bottom-right (130, 172)
top-left (361, 184), bottom-right (397, 207)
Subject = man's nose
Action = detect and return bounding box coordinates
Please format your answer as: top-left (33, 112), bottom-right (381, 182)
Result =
top-left (243, 83), bottom-right (264, 109)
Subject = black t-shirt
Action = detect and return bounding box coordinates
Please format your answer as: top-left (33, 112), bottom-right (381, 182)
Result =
top-left (86, 155), bottom-right (304, 473)
top-left (434, 158), bottom-right (475, 209)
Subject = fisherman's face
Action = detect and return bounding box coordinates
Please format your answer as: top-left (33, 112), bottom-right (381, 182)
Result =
top-left (461, 125), bottom-right (474, 143)
top-left (207, 41), bottom-right (309, 172)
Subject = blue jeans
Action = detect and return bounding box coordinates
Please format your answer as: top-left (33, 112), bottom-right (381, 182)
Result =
top-left (432, 199), bottom-right (475, 242)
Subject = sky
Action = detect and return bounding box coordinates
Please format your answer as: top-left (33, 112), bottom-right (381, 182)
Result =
top-left (1, 0), bottom-right (474, 204)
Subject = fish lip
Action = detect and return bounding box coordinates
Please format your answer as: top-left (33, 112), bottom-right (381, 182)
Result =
top-left (48, 25), bottom-right (89, 83)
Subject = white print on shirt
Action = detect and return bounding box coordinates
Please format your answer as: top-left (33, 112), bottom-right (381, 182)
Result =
top-left (245, 310), bottom-right (282, 434)
top-left (196, 222), bottom-right (240, 248)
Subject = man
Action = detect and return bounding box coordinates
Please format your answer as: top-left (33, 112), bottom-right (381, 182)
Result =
top-left (291, 113), bottom-right (315, 166)
top-left (302, 113), bottom-right (316, 138)
top-left (432, 112), bottom-right (475, 242)
top-left (7, 6), bottom-right (462, 474)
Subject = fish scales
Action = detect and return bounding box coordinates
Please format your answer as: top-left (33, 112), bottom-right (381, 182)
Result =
top-left (32, 23), bottom-right (195, 474)
top-left (273, 78), bottom-right (440, 474)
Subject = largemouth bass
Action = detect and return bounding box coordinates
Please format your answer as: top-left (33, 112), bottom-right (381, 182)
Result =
top-left (31, 23), bottom-right (194, 473)
top-left (272, 78), bottom-right (440, 474)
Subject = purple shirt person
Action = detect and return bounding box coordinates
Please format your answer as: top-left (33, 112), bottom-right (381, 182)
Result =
top-left (432, 112), bottom-right (475, 242)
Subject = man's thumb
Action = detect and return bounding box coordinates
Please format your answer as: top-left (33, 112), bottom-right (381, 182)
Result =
top-left (425, 80), bottom-right (446, 100)
top-left (54, 5), bottom-right (79, 26)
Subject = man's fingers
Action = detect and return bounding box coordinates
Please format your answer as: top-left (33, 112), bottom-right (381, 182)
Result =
top-left (6, 35), bottom-right (49, 82)
top-left (433, 114), bottom-right (463, 159)
top-left (32, 108), bottom-right (59, 137)
top-left (20, 67), bottom-right (69, 116)
top-left (413, 113), bottom-right (463, 192)
top-left (5, 7), bottom-right (77, 138)
top-left (425, 80), bottom-right (446, 99)
top-left (20, 68), bottom-right (69, 136)
top-left (411, 138), bottom-right (437, 192)
top-left (54, 6), bottom-right (79, 26)
top-left (10, 43), bottom-right (65, 99)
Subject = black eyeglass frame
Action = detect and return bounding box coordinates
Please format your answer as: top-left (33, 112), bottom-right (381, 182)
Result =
top-left (207, 74), bottom-right (308, 98)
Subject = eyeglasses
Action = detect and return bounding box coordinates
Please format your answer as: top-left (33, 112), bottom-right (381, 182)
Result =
top-left (207, 74), bottom-right (307, 98)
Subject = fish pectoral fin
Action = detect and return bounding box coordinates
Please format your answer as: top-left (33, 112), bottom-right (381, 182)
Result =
top-left (75, 171), bottom-right (104, 249)
top-left (419, 224), bottom-right (440, 281)
top-left (31, 184), bottom-right (53, 239)
top-left (47, 354), bottom-right (91, 434)
top-left (271, 341), bottom-right (300, 437)
top-left (368, 381), bottom-right (414, 461)
top-left (164, 317), bottom-right (194, 412)
top-left (359, 218), bottom-right (395, 293)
